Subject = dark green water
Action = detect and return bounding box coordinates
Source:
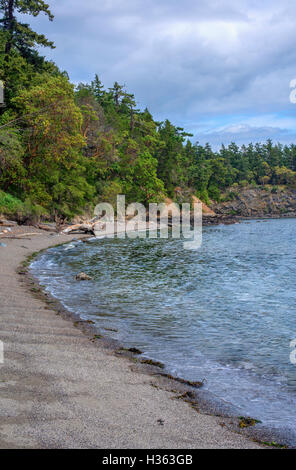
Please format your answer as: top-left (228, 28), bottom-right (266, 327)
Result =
top-left (31, 218), bottom-right (296, 441)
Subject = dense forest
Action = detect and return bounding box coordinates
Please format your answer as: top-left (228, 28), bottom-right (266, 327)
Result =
top-left (0, 1), bottom-right (296, 223)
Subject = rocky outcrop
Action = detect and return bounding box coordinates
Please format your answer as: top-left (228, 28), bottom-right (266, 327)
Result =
top-left (166, 193), bottom-right (237, 226)
top-left (211, 187), bottom-right (296, 218)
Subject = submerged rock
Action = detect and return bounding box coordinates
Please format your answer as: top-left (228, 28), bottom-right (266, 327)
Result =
top-left (75, 272), bottom-right (92, 281)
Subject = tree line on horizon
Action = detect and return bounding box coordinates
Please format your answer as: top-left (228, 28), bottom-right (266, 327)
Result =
top-left (0, 1), bottom-right (295, 222)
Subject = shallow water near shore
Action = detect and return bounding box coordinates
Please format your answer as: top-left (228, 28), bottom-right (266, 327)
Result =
top-left (31, 218), bottom-right (296, 443)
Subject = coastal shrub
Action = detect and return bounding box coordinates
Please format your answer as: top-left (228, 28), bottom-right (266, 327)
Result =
top-left (239, 180), bottom-right (249, 187)
top-left (0, 191), bottom-right (49, 222)
top-left (0, 191), bottom-right (24, 216)
top-left (208, 184), bottom-right (221, 202)
top-left (221, 191), bottom-right (237, 202)
top-left (195, 189), bottom-right (210, 206)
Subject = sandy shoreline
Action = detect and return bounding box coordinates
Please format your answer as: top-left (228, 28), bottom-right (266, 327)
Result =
top-left (0, 227), bottom-right (264, 449)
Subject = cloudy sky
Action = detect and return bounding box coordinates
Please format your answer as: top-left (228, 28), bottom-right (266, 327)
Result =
top-left (25, 0), bottom-right (296, 148)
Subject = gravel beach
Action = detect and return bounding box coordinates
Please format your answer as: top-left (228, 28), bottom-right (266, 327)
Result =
top-left (0, 227), bottom-right (261, 449)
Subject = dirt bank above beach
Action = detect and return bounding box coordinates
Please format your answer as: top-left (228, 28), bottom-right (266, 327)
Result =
top-left (0, 228), bottom-right (261, 449)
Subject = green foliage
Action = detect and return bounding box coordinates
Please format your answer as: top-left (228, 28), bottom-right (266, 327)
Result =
top-left (122, 150), bottom-right (166, 204)
top-left (0, 190), bottom-right (48, 221)
top-left (0, 126), bottom-right (25, 193)
top-left (0, 1), bottom-right (295, 223)
top-left (11, 75), bottom-right (94, 219)
top-left (0, 189), bottom-right (24, 214)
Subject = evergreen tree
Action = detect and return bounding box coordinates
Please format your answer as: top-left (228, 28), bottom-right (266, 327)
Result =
top-left (0, 2), bottom-right (295, 222)
top-left (0, 0), bottom-right (54, 57)
top-left (91, 74), bottom-right (105, 103)
top-left (109, 81), bottom-right (124, 111)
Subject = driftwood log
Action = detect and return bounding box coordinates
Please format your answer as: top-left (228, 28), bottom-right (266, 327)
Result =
top-left (36, 223), bottom-right (57, 232)
top-left (0, 236), bottom-right (32, 240)
top-left (62, 222), bottom-right (97, 235)
top-left (60, 214), bottom-right (109, 235)
top-left (0, 219), bottom-right (18, 227)
top-left (0, 233), bottom-right (43, 239)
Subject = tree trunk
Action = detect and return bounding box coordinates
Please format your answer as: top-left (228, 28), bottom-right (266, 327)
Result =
top-left (4, 0), bottom-right (15, 56)
top-left (130, 108), bottom-right (134, 131)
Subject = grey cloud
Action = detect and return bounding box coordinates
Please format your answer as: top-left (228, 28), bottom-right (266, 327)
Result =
top-left (23, 0), bottom-right (296, 145)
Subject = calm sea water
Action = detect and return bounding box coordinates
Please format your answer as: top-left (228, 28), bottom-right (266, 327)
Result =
top-left (31, 218), bottom-right (296, 441)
